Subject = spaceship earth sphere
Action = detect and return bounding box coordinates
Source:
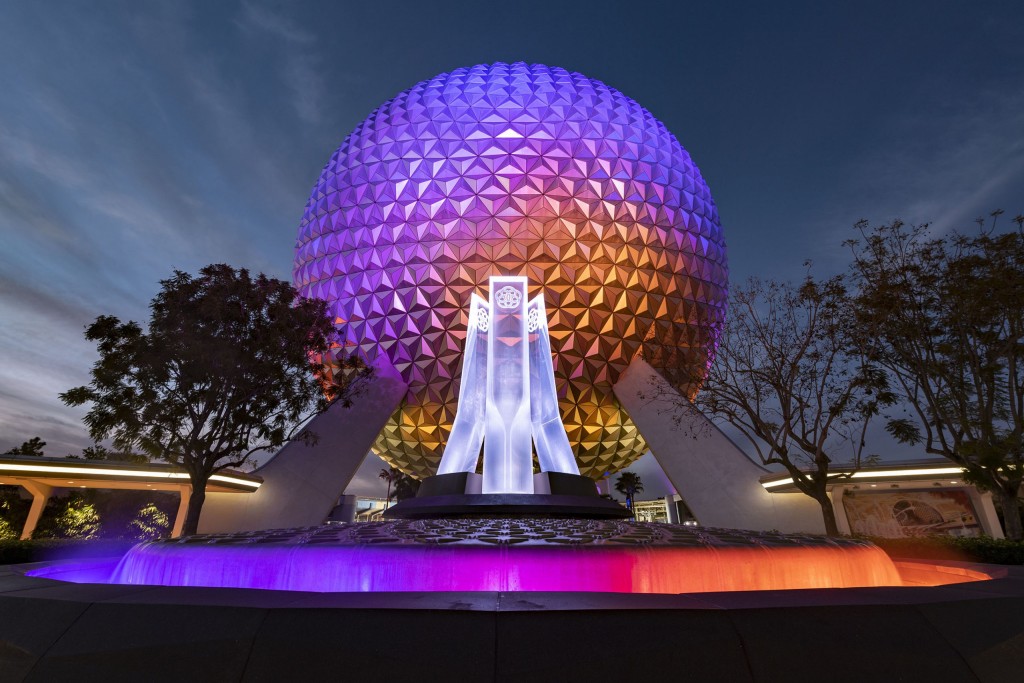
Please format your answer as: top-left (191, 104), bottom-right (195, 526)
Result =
top-left (294, 63), bottom-right (728, 480)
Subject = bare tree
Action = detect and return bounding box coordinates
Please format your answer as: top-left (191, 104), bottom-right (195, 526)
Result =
top-left (670, 275), bottom-right (891, 535)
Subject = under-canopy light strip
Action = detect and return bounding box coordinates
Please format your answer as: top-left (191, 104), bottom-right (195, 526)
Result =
top-left (0, 463), bottom-right (260, 489)
top-left (761, 467), bottom-right (965, 490)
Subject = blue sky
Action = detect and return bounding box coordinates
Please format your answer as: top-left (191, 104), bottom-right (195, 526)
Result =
top-left (1, 1), bottom-right (1022, 495)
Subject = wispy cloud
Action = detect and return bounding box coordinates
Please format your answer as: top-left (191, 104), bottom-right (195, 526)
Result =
top-left (236, 0), bottom-right (324, 124)
top-left (237, 0), bottom-right (315, 45)
top-left (800, 85), bottom-right (1024, 273)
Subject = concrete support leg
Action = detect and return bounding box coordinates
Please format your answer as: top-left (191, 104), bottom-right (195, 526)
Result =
top-left (198, 358), bottom-right (409, 534)
top-left (19, 481), bottom-right (52, 540)
top-left (969, 490), bottom-right (1004, 539)
top-left (171, 485), bottom-right (191, 538)
top-left (831, 486), bottom-right (852, 535)
top-left (613, 358), bottom-right (824, 534)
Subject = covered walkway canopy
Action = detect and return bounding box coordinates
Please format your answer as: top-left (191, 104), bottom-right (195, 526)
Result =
top-left (758, 459), bottom-right (1004, 538)
top-left (0, 455), bottom-right (261, 539)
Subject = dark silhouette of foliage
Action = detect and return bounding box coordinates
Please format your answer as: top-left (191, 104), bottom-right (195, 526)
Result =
top-left (61, 264), bottom-right (373, 535)
top-left (614, 471), bottom-right (644, 511)
top-left (379, 467), bottom-right (399, 508)
top-left (78, 443), bottom-right (149, 464)
top-left (3, 437), bottom-right (45, 456)
top-left (391, 470), bottom-right (421, 502)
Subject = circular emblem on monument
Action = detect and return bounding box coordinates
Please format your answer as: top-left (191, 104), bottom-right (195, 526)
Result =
top-left (495, 286), bottom-right (522, 310)
top-left (527, 308), bottom-right (541, 333)
top-left (475, 307), bottom-right (490, 333)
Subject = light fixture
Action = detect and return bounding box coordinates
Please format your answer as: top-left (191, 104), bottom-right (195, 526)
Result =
top-left (761, 466), bottom-right (965, 490)
top-left (0, 462), bottom-right (260, 490)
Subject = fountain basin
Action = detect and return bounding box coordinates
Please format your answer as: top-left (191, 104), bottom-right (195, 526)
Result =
top-left (26, 519), bottom-right (910, 594)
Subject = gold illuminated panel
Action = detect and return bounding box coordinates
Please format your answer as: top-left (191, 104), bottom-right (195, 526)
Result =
top-left (294, 63), bottom-right (728, 479)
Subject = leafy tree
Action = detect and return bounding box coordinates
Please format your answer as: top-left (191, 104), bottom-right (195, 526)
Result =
top-left (0, 488), bottom-right (29, 538)
top-left (668, 276), bottom-right (892, 536)
top-left (128, 502), bottom-right (171, 540)
top-left (32, 493), bottom-right (101, 540)
top-left (0, 489), bottom-right (24, 540)
top-left (614, 471), bottom-right (644, 511)
top-left (81, 444), bottom-right (111, 460)
top-left (61, 264), bottom-right (373, 536)
top-left (3, 437), bottom-right (45, 456)
top-left (847, 214), bottom-right (1024, 539)
top-left (79, 443), bottom-right (149, 464)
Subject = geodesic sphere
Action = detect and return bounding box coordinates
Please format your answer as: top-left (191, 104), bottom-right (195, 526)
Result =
top-left (294, 63), bottom-right (728, 480)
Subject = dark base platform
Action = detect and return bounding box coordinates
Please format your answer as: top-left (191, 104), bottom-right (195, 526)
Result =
top-left (384, 471), bottom-right (631, 519)
top-left (2, 558), bottom-right (1020, 682)
top-left (383, 492), bottom-right (631, 519)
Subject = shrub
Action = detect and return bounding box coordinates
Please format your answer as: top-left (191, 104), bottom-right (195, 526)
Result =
top-left (32, 494), bottom-right (101, 540)
top-left (866, 534), bottom-right (1024, 565)
top-left (0, 516), bottom-right (17, 541)
top-left (0, 538), bottom-right (136, 565)
top-left (127, 502), bottom-right (170, 540)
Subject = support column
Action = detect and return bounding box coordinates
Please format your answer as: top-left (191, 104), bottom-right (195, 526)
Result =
top-left (831, 486), bottom-right (852, 535)
top-left (19, 480), bottom-right (52, 540)
top-left (967, 489), bottom-right (1004, 539)
top-left (171, 484), bottom-right (191, 538)
top-left (613, 358), bottom-right (825, 533)
top-left (198, 357), bottom-right (409, 534)
top-left (666, 496), bottom-right (680, 524)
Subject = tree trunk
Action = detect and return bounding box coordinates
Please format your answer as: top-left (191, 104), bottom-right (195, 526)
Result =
top-left (995, 486), bottom-right (1023, 540)
top-left (181, 475), bottom-right (209, 536)
top-left (817, 495), bottom-right (840, 537)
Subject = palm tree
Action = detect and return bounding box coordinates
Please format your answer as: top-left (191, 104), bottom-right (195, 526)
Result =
top-left (379, 467), bottom-right (400, 509)
top-left (614, 471), bottom-right (644, 513)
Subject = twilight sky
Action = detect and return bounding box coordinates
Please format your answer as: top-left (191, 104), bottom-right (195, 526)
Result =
top-left (1, 1), bottom-right (1022, 496)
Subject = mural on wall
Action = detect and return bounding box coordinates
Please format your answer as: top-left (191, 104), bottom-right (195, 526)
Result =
top-left (842, 489), bottom-right (981, 538)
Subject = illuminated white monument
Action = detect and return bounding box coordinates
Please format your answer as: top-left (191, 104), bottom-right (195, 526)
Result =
top-left (437, 276), bottom-right (579, 494)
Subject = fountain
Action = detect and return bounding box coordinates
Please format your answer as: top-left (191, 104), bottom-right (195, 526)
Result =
top-left (17, 65), bottom-right (980, 598)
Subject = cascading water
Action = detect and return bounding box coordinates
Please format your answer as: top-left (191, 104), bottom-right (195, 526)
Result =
top-left (33, 519), bottom-right (906, 594)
